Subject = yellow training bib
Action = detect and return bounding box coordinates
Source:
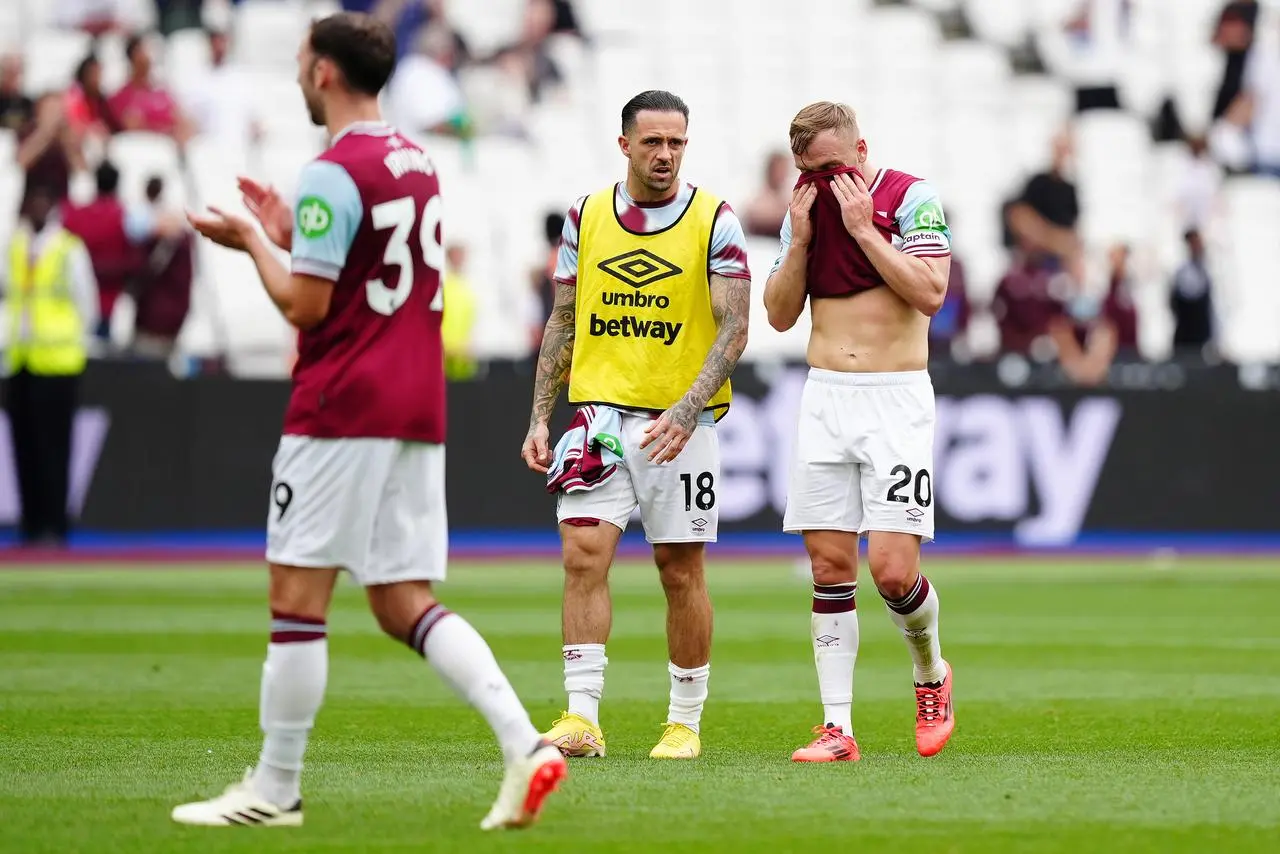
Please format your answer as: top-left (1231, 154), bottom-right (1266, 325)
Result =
top-left (569, 185), bottom-right (731, 418)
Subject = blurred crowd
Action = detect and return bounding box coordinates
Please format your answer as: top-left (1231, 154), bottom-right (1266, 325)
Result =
top-left (2, 0), bottom-right (585, 377)
top-left (4, 0), bottom-right (1280, 392)
top-left (725, 0), bottom-right (1278, 388)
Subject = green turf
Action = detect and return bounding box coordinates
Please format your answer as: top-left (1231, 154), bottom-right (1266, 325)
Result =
top-left (2, 558), bottom-right (1279, 853)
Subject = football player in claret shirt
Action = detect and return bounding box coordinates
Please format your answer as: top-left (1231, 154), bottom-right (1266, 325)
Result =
top-left (764, 101), bottom-right (956, 764)
top-left (175, 12), bottom-right (565, 831)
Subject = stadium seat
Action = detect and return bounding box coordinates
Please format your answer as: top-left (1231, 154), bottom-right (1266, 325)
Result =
top-left (253, 137), bottom-right (323, 202)
top-left (107, 132), bottom-right (188, 209)
top-left (24, 30), bottom-right (92, 94)
top-left (444, 0), bottom-right (525, 57)
top-left (185, 135), bottom-right (250, 210)
top-left (197, 231), bottom-right (295, 376)
top-left (232, 0), bottom-right (310, 70)
top-left (166, 29), bottom-right (214, 95)
top-left (1217, 178), bottom-right (1280, 363)
top-left (95, 31), bottom-right (131, 94)
top-left (962, 0), bottom-right (1032, 49)
top-left (1073, 111), bottom-right (1154, 246)
top-left (744, 237), bottom-right (809, 361)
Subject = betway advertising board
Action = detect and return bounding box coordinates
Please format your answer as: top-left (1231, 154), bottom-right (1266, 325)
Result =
top-left (0, 362), bottom-right (1274, 546)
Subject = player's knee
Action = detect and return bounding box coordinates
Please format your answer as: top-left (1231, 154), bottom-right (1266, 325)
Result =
top-left (654, 544), bottom-right (704, 591)
top-left (267, 564), bottom-right (334, 622)
top-left (562, 534), bottom-right (611, 584)
top-left (366, 581), bottom-right (437, 642)
top-left (806, 541), bottom-right (857, 587)
top-left (868, 547), bottom-right (918, 601)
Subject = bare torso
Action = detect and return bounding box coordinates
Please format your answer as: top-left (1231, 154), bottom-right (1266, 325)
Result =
top-left (808, 286), bottom-right (930, 372)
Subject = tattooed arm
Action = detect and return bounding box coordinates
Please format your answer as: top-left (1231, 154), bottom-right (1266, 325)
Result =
top-left (521, 282), bottom-right (577, 473)
top-left (641, 273), bottom-right (751, 463)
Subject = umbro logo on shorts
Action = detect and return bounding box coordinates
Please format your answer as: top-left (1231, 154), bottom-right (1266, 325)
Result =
top-left (597, 249), bottom-right (683, 289)
top-left (691, 517), bottom-right (708, 535)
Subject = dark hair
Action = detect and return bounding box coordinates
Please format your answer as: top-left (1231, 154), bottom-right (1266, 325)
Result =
top-left (620, 90), bottom-right (689, 135)
top-left (96, 160), bottom-right (120, 195)
top-left (124, 33), bottom-right (145, 61)
top-left (308, 13), bottom-right (397, 96)
top-left (74, 53), bottom-right (100, 86)
top-left (543, 212), bottom-right (565, 245)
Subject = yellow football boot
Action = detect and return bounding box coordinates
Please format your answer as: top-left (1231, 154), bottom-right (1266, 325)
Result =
top-left (542, 712), bottom-right (606, 758)
top-left (649, 723), bottom-right (701, 759)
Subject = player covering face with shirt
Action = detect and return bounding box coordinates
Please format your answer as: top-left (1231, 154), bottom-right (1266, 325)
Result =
top-left (764, 101), bottom-right (956, 763)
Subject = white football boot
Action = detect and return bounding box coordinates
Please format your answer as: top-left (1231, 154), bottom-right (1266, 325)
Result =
top-left (171, 769), bottom-right (303, 827)
top-left (479, 742), bottom-right (568, 831)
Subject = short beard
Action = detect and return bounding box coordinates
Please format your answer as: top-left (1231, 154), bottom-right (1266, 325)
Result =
top-left (305, 95), bottom-right (325, 127)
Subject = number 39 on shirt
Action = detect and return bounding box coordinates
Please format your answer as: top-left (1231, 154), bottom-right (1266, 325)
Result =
top-left (366, 195), bottom-right (445, 316)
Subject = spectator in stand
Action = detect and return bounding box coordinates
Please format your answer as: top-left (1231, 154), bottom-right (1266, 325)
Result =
top-left (1233, 16), bottom-right (1280, 177)
top-left (130, 175), bottom-right (194, 359)
top-left (441, 244), bottom-right (479, 381)
top-left (386, 24), bottom-right (469, 138)
top-left (931, 253), bottom-right (971, 355)
top-left (743, 151), bottom-right (794, 238)
top-left (1100, 242), bottom-right (1139, 351)
top-left (1004, 130), bottom-right (1085, 284)
top-left (1049, 243), bottom-right (1139, 386)
top-left (0, 54), bottom-right (34, 134)
top-left (65, 54), bottom-right (122, 145)
top-left (462, 48), bottom-right (534, 138)
top-left (61, 160), bottom-right (139, 339)
top-left (1037, 0), bottom-right (1129, 113)
top-left (3, 182), bottom-right (99, 548)
top-left (489, 0), bottom-right (564, 103)
top-left (549, 0), bottom-right (581, 37)
top-left (1208, 90), bottom-right (1254, 172)
top-left (109, 34), bottom-right (193, 143)
top-left (1170, 229), bottom-right (1216, 354)
top-left (527, 211), bottom-right (562, 356)
top-left (371, 0), bottom-right (471, 64)
top-left (991, 250), bottom-right (1071, 358)
top-left (1176, 134), bottom-right (1221, 231)
top-left (16, 93), bottom-right (84, 220)
top-left (180, 29), bottom-right (261, 149)
top-left (1212, 1), bottom-right (1259, 120)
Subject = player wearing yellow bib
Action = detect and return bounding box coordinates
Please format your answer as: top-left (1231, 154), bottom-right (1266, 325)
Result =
top-left (522, 90), bottom-right (752, 760)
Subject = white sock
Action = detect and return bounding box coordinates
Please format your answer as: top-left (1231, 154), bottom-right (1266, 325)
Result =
top-left (667, 662), bottom-right (710, 733)
top-left (812, 582), bottom-right (858, 734)
top-left (252, 614), bottom-right (329, 808)
top-left (883, 575), bottom-right (946, 684)
top-left (563, 643), bottom-right (607, 726)
top-left (411, 604), bottom-right (541, 765)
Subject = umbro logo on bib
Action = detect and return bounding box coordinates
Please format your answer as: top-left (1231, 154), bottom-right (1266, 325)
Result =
top-left (597, 249), bottom-right (683, 289)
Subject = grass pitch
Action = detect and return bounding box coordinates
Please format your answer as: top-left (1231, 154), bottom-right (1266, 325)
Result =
top-left (2, 557), bottom-right (1278, 853)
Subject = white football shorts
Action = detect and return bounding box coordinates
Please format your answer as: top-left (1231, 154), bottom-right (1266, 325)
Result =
top-left (556, 412), bottom-right (721, 543)
top-left (266, 436), bottom-right (447, 585)
top-left (783, 368), bottom-right (936, 542)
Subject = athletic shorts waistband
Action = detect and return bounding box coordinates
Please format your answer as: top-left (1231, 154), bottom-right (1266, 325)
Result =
top-left (806, 368), bottom-right (932, 388)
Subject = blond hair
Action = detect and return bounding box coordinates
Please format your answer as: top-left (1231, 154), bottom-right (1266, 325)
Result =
top-left (789, 102), bottom-right (859, 155)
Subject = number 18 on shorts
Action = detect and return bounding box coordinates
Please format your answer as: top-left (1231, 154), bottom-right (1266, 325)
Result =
top-left (556, 412), bottom-right (721, 543)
